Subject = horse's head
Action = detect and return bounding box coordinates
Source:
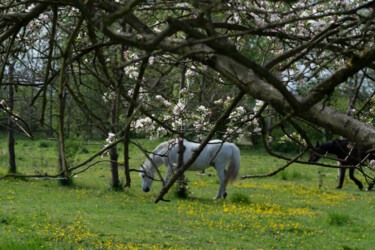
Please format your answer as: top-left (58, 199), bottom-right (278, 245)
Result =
top-left (308, 141), bottom-right (324, 162)
top-left (139, 163), bottom-right (154, 192)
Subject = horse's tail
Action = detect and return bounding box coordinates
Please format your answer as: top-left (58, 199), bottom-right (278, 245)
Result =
top-left (225, 143), bottom-right (241, 185)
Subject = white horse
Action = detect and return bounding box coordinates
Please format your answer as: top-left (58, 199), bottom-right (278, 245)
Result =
top-left (139, 139), bottom-right (241, 199)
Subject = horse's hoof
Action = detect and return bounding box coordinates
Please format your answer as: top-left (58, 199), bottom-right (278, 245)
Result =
top-left (223, 192), bottom-right (227, 199)
top-left (335, 186), bottom-right (342, 189)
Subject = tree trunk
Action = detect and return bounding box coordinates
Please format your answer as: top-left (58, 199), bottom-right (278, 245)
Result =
top-left (66, 98), bottom-right (70, 138)
top-left (176, 67), bottom-right (188, 196)
top-left (123, 127), bottom-right (131, 188)
top-left (8, 63), bottom-right (16, 174)
top-left (179, 66), bottom-right (186, 100)
top-left (110, 95), bottom-right (120, 189)
top-left (176, 136), bottom-right (188, 197)
top-left (49, 86), bottom-right (53, 137)
top-left (58, 85), bottom-right (69, 185)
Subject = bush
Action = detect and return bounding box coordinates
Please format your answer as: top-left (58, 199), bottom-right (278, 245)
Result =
top-left (64, 139), bottom-right (82, 166)
top-left (230, 192), bottom-right (251, 204)
top-left (79, 147), bottom-right (89, 154)
top-left (327, 211), bottom-right (351, 226)
top-left (174, 176), bottom-right (190, 199)
top-left (39, 141), bottom-right (49, 148)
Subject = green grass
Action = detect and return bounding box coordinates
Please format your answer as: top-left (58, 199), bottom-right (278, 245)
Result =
top-left (1, 135), bottom-right (375, 249)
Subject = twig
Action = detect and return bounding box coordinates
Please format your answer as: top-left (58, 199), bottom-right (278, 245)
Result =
top-left (132, 141), bottom-right (166, 187)
top-left (241, 147), bottom-right (308, 179)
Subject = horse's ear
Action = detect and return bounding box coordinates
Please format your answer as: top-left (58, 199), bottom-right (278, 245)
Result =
top-left (140, 164), bottom-right (144, 170)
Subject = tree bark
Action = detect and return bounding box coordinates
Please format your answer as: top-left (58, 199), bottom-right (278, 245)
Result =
top-left (49, 86), bottom-right (53, 137)
top-left (110, 95), bottom-right (120, 189)
top-left (8, 63), bottom-right (16, 174)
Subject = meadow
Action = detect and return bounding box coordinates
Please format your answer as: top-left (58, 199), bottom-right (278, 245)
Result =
top-left (1, 136), bottom-right (375, 249)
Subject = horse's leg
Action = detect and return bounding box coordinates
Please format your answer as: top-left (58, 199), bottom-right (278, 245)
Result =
top-left (349, 168), bottom-right (363, 190)
top-left (164, 165), bottom-right (172, 182)
top-left (213, 164), bottom-right (226, 200)
top-left (336, 167), bottom-right (346, 189)
top-left (367, 181), bottom-right (375, 191)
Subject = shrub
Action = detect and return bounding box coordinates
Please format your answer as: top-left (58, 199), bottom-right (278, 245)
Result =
top-left (39, 141), bottom-right (49, 148)
top-left (327, 211), bottom-right (351, 226)
top-left (174, 177), bottom-right (190, 199)
top-left (230, 192), bottom-right (251, 204)
top-left (280, 170), bottom-right (288, 180)
top-left (79, 147), bottom-right (89, 154)
top-left (65, 139), bottom-right (82, 166)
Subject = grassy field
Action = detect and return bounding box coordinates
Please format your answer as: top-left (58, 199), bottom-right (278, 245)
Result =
top-left (1, 135), bottom-right (375, 249)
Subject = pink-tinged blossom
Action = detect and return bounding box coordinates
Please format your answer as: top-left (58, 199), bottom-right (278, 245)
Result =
top-left (148, 56), bottom-right (155, 65)
top-left (39, 14), bottom-right (49, 20)
top-left (370, 160), bottom-right (375, 170)
top-left (186, 67), bottom-right (198, 79)
top-left (26, 4), bottom-right (35, 12)
top-left (132, 117), bottom-right (155, 133)
top-left (179, 88), bottom-right (187, 94)
top-left (124, 66), bottom-right (139, 80)
top-left (214, 99), bottom-right (223, 105)
top-left (155, 95), bottom-right (164, 101)
top-left (156, 127), bottom-right (167, 137)
top-left (176, 3), bottom-right (189, 8)
top-left (163, 100), bottom-right (172, 107)
top-left (197, 105), bottom-right (208, 113)
top-left (105, 132), bottom-right (116, 143)
top-left (236, 106), bottom-right (246, 114)
top-left (226, 127), bottom-right (234, 134)
top-left (173, 101), bottom-right (186, 115)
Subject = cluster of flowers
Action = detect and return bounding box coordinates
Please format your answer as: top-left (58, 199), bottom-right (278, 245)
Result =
top-left (101, 132), bottom-right (116, 157)
top-left (25, 4), bottom-right (50, 31)
top-left (127, 88), bottom-right (266, 141)
top-left (278, 132), bottom-right (307, 146)
top-left (346, 96), bottom-right (375, 125)
top-left (220, 98), bottom-right (263, 140)
top-left (122, 51), bottom-right (155, 81)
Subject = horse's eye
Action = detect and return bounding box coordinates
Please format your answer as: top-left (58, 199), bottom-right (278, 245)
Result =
top-left (141, 174), bottom-right (145, 178)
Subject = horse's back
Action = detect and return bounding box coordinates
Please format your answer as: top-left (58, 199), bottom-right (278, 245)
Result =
top-left (164, 139), bottom-right (237, 170)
